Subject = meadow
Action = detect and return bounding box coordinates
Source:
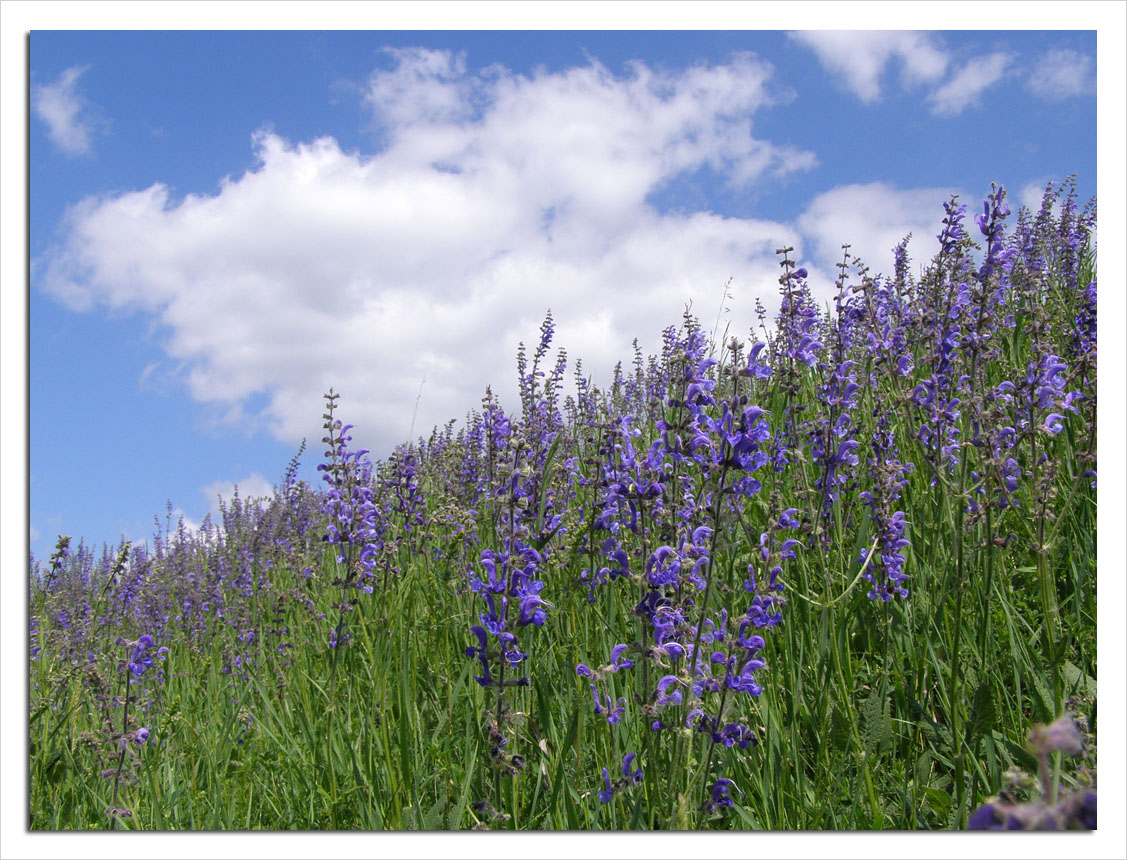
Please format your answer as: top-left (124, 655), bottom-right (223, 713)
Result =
top-left (28, 180), bottom-right (1097, 831)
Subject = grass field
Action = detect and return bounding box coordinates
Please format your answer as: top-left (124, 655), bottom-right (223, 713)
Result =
top-left (28, 180), bottom-right (1097, 831)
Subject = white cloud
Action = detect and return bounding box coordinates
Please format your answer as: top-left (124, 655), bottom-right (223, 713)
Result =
top-left (146, 507), bottom-right (203, 547)
top-left (787, 31), bottom-right (948, 103)
top-left (367, 47), bottom-right (476, 128)
top-left (1026, 49), bottom-right (1095, 101)
top-left (175, 509), bottom-right (201, 533)
top-left (201, 473), bottom-right (275, 516)
top-left (39, 51), bottom-right (814, 456)
top-left (32, 65), bottom-right (99, 156)
top-left (1018, 177), bottom-right (1061, 216)
top-left (796, 182), bottom-right (966, 280)
top-left (791, 33), bottom-right (1024, 121)
top-left (928, 52), bottom-right (1014, 117)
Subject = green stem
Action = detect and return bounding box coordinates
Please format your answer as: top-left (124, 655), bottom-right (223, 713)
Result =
top-left (110, 672), bottom-right (130, 829)
top-left (950, 439), bottom-right (971, 827)
top-left (829, 606), bottom-right (880, 825)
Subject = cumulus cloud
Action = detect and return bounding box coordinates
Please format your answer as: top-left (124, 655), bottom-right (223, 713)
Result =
top-left (796, 182), bottom-right (965, 279)
top-left (928, 52), bottom-right (1014, 116)
top-left (201, 474), bottom-right (276, 516)
top-left (32, 65), bottom-right (100, 156)
top-left (38, 50), bottom-right (814, 456)
top-left (791, 33), bottom-right (1026, 121)
top-left (1018, 177), bottom-right (1059, 216)
top-left (787, 31), bottom-right (948, 103)
top-left (1026, 49), bottom-right (1095, 101)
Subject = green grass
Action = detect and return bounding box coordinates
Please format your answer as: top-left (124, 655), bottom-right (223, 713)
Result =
top-left (28, 415), bottom-right (1096, 830)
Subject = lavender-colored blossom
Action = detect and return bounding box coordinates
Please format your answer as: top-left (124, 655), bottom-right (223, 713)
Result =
top-left (654, 674), bottom-right (683, 707)
top-left (1042, 413), bottom-right (1066, 435)
top-left (596, 753), bottom-right (643, 803)
top-left (597, 768), bottom-right (614, 803)
top-left (709, 778), bottom-right (744, 811)
top-left (938, 197), bottom-right (968, 255)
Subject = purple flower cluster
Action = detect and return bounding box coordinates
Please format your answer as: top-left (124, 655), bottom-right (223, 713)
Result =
top-left (969, 714), bottom-right (1096, 831)
top-left (318, 396), bottom-right (386, 596)
top-left (597, 753), bottom-right (644, 803)
top-left (465, 540), bottom-right (550, 689)
top-left (385, 447), bottom-right (426, 540)
top-left (121, 634), bottom-right (168, 679)
top-left (858, 423), bottom-right (914, 601)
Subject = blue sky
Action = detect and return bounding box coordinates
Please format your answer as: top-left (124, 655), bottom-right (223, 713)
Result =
top-left (16, 23), bottom-right (1110, 560)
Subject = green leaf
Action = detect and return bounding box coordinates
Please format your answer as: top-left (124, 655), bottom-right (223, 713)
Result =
top-left (860, 689), bottom-right (888, 754)
top-left (546, 706), bottom-right (580, 824)
top-left (967, 680), bottom-right (995, 746)
top-left (924, 787), bottom-right (951, 822)
top-left (916, 719), bottom-right (954, 769)
top-left (1028, 670), bottom-right (1055, 723)
top-left (447, 744), bottom-right (477, 830)
top-left (422, 783), bottom-right (447, 830)
top-left (1063, 661), bottom-right (1096, 696)
top-left (829, 705), bottom-right (851, 750)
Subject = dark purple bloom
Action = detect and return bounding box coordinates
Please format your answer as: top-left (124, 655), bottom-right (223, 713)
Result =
top-left (125, 635), bottom-right (166, 678)
top-left (589, 684), bottom-right (626, 724)
top-left (719, 723), bottom-right (757, 749)
top-left (466, 625), bottom-right (492, 687)
top-left (516, 594), bottom-right (550, 627)
top-left (685, 708), bottom-right (708, 730)
top-left (937, 198), bottom-right (968, 255)
top-left (597, 753), bottom-right (642, 803)
top-left (1072, 791), bottom-right (1097, 830)
top-left (655, 675), bottom-right (683, 707)
top-left (743, 340), bottom-right (772, 379)
top-left (608, 644), bottom-right (635, 671)
top-left (778, 508), bottom-right (800, 529)
top-left (709, 778), bottom-right (743, 810)
top-left (724, 656), bottom-right (766, 697)
top-left (620, 752), bottom-right (643, 785)
top-left (597, 768), bottom-right (614, 803)
top-left (967, 802), bottom-right (1008, 830)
